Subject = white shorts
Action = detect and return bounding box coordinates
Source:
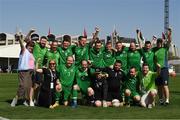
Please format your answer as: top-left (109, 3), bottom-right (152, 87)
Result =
top-left (140, 89), bottom-right (157, 106)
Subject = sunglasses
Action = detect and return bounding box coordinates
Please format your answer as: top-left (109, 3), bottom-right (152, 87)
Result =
top-left (49, 63), bottom-right (56, 65)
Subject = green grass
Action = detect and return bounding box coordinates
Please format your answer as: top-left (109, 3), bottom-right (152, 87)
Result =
top-left (0, 73), bottom-right (180, 119)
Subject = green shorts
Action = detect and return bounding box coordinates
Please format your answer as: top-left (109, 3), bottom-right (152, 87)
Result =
top-left (62, 85), bottom-right (72, 101)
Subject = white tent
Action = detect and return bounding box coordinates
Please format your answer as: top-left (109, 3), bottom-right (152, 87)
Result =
top-left (0, 44), bottom-right (20, 58)
top-left (0, 44), bottom-right (20, 70)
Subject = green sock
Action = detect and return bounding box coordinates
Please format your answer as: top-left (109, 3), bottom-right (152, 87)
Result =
top-left (125, 96), bottom-right (130, 104)
top-left (72, 89), bottom-right (78, 101)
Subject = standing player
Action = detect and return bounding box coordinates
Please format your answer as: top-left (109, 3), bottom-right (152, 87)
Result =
top-left (29, 35), bottom-right (48, 106)
top-left (44, 39), bottom-right (60, 68)
top-left (115, 41), bottom-right (128, 72)
top-left (127, 41), bottom-right (142, 72)
top-left (73, 36), bottom-right (89, 66)
top-left (142, 41), bottom-right (155, 71)
top-left (89, 40), bottom-right (105, 74)
top-left (154, 28), bottom-right (172, 105)
top-left (103, 41), bottom-right (115, 68)
top-left (58, 35), bottom-right (74, 65)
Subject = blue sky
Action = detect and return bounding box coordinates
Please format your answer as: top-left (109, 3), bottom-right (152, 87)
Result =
top-left (0, 0), bottom-right (179, 49)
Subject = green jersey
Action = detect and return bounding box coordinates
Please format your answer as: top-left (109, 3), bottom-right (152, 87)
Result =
top-left (33, 43), bottom-right (47, 68)
top-left (139, 71), bottom-right (157, 93)
top-left (89, 47), bottom-right (104, 68)
top-left (123, 75), bottom-right (140, 92)
top-left (115, 47), bottom-right (128, 71)
top-left (75, 67), bottom-right (91, 93)
top-left (58, 64), bottom-right (76, 87)
top-left (154, 47), bottom-right (169, 68)
top-left (103, 49), bottom-right (115, 67)
top-left (45, 50), bottom-right (60, 67)
top-left (74, 44), bottom-right (89, 66)
top-left (58, 45), bottom-right (74, 65)
top-left (127, 49), bottom-right (142, 71)
top-left (142, 48), bottom-right (155, 71)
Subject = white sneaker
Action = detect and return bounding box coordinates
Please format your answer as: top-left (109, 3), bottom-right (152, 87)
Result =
top-left (148, 104), bottom-right (152, 109)
top-left (30, 100), bottom-right (34, 107)
top-left (11, 98), bottom-right (17, 107)
top-left (23, 101), bottom-right (29, 106)
top-left (103, 100), bottom-right (108, 107)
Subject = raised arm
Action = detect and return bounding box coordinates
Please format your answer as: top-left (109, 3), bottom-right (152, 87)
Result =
top-left (90, 27), bottom-right (100, 47)
top-left (136, 29), bottom-right (143, 49)
top-left (24, 29), bottom-right (35, 43)
top-left (166, 28), bottom-right (172, 47)
top-left (16, 33), bottom-right (25, 51)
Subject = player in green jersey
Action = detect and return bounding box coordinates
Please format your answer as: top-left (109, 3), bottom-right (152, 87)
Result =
top-left (58, 35), bottom-right (74, 65)
top-left (154, 28), bottom-right (172, 105)
top-left (127, 41), bottom-right (142, 72)
top-left (74, 36), bottom-right (89, 66)
top-left (52, 56), bottom-right (76, 108)
top-left (142, 41), bottom-right (155, 71)
top-left (115, 41), bottom-right (128, 71)
top-left (89, 40), bottom-right (105, 74)
top-left (123, 67), bottom-right (140, 107)
top-left (139, 63), bottom-right (160, 108)
top-left (45, 40), bottom-right (60, 68)
top-left (103, 41), bottom-right (115, 68)
top-left (71, 60), bottom-right (94, 108)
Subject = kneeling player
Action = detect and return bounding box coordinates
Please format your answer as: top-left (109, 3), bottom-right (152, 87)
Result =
top-left (140, 63), bottom-right (160, 108)
top-left (105, 60), bottom-right (126, 107)
top-left (91, 71), bottom-right (108, 107)
top-left (123, 67), bottom-right (141, 107)
top-left (71, 60), bottom-right (94, 108)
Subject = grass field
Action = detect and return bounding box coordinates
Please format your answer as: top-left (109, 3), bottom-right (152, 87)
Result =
top-left (0, 73), bottom-right (180, 119)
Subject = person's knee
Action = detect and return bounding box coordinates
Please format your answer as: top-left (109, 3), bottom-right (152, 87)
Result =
top-left (125, 89), bottom-right (131, 96)
top-left (88, 87), bottom-right (94, 96)
top-left (95, 100), bottom-right (102, 107)
top-left (149, 90), bottom-right (157, 97)
top-left (73, 84), bottom-right (79, 90)
top-left (134, 95), bottom-right (140, 102)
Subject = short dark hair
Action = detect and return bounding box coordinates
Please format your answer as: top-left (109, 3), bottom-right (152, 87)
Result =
top-left (78, 36), bottom-right (87, 40)
top-left (95, 40), bottom-right (102, 45)
top-left (142, 63), bottom-right (149, 67)
top-left (40, 36), bottom-right (48, 40)
top-left (115, 60), bottom-right (122, 64)
top-left (47, 34), bottom-right (56, 41)
top-left (106, 41), bottom-right (112, 45)
top-left (157, 38), bottom-right (163, 43)
top-left (116, 41), bottom-right (122, 44)
top-left (130, 66), bottom-right (136, 71)
top-left (145, 41), bottom-right (151, 45)
top-left (63, 35), bottom-right (71, 42)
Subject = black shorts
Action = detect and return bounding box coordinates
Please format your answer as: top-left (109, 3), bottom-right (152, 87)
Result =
top-left (107, 91), bottom-right (121, 101)
top-left (155, 67), bottom-right (169, 86)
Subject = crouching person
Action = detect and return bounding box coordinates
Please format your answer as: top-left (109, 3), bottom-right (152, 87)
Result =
top-left (123, 67), bottom-right (141, 107)
top-left (91, 71), bottom-right (108, 107)
top-left (37, 60), bottom-right (62, 108)
top-left (72, 60), bottom-right (94, 108)
top-left (139, 63), bottom-right (160, 109)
